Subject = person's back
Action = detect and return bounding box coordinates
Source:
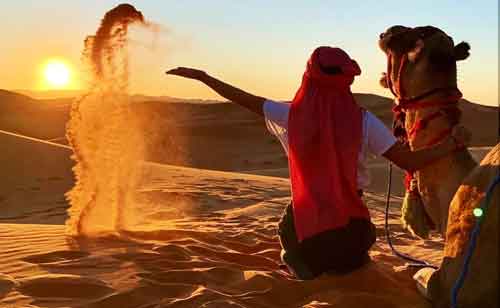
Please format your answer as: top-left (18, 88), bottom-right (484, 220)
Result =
top-left (265, 47), bottom-right (382, 278)
top-left (166, 45), bottom-right (470, 280)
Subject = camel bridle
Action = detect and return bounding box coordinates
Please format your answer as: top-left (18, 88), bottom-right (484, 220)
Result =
top-left (385, 29), bottom-right (464, 150)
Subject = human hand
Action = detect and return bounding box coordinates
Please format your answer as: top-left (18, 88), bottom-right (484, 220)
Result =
top-left (166, 67), bottom-right (207, 81)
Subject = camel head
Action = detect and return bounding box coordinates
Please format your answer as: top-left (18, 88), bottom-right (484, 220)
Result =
top-left (378, 25), bottom-right (470, 100)
top-left (378, 26), bottom-right (477, 237)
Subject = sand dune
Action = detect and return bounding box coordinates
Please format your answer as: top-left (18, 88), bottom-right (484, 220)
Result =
top-left (0, 88), bottom-right (496, 307)
top-left (0, 130), bottom-right (73, 225)
top-left (0, 130), bottom-right (452, 307)
top-left (1, 151), bottom-right (445, 307)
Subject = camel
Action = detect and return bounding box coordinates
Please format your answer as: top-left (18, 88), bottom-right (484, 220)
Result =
top-left (379, 25), bottom-right (499, 307)
top-left (427, 144), bottom-right (499, 307)
top-left (378, 25), bottom-right (478, 236)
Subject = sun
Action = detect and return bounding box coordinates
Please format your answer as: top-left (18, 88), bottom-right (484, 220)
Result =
top-left (43, 60), bottom-right (71, 88)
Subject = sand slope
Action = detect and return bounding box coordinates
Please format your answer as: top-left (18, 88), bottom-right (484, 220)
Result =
top-left (0, 130), bottom-right (73, 225)
top-left (0, 89), bottom-right (495, 307)
top-left (0, 136), bottom-right (448, 307)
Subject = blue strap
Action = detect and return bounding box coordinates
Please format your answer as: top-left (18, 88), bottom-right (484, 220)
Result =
top-left (450, 173), bottom-right (500, 308)
top-left (385, 163), bottom-right (438, 269)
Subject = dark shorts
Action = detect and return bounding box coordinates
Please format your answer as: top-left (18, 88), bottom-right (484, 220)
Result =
top-left (278, 202), bottom-right (376, 279)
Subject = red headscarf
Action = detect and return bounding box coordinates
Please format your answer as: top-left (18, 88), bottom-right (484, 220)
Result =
top-left (288, 46), bottom-right (370, 242)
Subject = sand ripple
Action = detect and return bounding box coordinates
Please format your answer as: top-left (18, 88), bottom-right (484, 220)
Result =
top-left (0, 163), bottom-right (447, 307)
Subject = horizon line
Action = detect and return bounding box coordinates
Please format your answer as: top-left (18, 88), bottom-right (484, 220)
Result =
top-left (4, 88), bottom-right (498, 108)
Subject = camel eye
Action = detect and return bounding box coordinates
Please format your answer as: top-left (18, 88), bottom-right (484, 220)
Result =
top-left (380, 33), bottom-right (385, 40)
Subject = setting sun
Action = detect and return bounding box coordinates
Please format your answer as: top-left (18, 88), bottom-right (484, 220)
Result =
top-left (43, 60), bottom-right (71, 88)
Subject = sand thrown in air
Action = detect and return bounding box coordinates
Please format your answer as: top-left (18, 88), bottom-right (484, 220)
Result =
top-left (65, 4), bottom-right (158, 236)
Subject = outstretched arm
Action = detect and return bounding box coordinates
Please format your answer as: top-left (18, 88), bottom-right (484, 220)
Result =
top-left (383, 126), bottom-right (470, 172)
top-left (166, 67), bottom-right (266, 116)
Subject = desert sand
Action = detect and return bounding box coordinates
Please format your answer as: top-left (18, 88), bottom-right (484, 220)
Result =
top-left (0, 89), bottom-right (496, 307)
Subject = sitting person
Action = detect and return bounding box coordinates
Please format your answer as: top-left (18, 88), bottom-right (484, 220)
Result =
top-left (166, 46), bottom-right (469, 280)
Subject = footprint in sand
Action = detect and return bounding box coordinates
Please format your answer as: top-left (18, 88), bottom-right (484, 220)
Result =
top-left (199, 300), bottom-right (247, 307)
top-left (138, 266), bottom-right (246, 289)
top-left (153, 244), bottom-right (192, 261)
top-left (22, 250), bottom-right (90, 264)
top-left (110, 252), bottom-right (160, 262)
top-left (0, 274), bottom-right (17, 299)
top-left (85, 284), bottom-right (198, 308)
top-left (16, 274), bottom-right (114, 299)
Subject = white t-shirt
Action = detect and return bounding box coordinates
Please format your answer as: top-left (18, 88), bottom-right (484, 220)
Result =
top-left (263, 100), bottom-right (397, 189)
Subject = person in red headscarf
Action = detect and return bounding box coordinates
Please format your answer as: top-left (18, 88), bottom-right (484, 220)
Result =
top-left (166, 46), bottom-right (470, 280)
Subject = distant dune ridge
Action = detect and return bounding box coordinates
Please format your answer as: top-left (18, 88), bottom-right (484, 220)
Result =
top-left (14, 89), bottom-right (86, 100)
top-left (0, 89), bottom-right (496, 170)
top-left (0, 87), bottom-right (497, 202)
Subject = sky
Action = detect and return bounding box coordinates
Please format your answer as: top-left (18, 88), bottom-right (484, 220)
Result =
top-left (0, 1), bottom-right (498, 106)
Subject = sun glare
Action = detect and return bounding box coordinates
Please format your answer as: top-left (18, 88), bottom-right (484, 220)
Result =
top-left (43, 60), bottom-right (71, 88)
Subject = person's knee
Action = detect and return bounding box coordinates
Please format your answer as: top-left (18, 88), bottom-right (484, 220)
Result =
top-left (281, 249), bottom-right (315, 280)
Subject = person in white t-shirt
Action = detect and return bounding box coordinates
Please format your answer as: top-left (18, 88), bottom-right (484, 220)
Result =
top-left (166, 46), bottom-right (469, 280)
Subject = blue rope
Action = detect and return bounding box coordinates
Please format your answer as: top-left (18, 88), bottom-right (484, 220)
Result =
top-left (385, 163), bottom-right (438, 269)
top-left (450, 173), bottom-right (500, 308)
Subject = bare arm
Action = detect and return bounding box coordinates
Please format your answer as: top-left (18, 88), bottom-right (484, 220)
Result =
top-left (383, 126), bottom-right (470, 172)
top-left (383, 139), bottom-right (455, 171)
top-left (166, 67), bottom-right (266, 116)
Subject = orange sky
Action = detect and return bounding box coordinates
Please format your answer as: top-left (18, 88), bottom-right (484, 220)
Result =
top-left (0, 1), bottom-right (497, 106)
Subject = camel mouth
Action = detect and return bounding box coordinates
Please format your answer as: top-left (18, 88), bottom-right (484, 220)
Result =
top-left (378, 26), bottom-right (414, 91)
top-left (378, 25), bottom-right (411, 53)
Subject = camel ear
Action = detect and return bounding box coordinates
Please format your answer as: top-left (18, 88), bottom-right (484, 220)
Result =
top-left (454, 42), bottom-right (470, 61)
top-left (408, 39), bottom-right (425, 62)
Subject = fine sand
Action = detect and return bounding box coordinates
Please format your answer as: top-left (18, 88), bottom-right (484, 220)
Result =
top-left (0, 90), bottom-right (496, 307)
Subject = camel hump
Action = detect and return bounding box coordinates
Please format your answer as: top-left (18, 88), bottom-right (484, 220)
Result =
top-left (446, 143), bottom-right (499, 257)
top-left (429, 143), bottom-right (499, 307)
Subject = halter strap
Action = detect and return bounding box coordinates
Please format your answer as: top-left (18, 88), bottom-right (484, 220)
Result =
top-left (398, 87), bottom-right (461, 105)
top-left (387, 50), bottom-right (463, 192)
top-left (387, 51), bottom-right (462, 107)
top-left (397, 94), bottom-right (462, 111)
